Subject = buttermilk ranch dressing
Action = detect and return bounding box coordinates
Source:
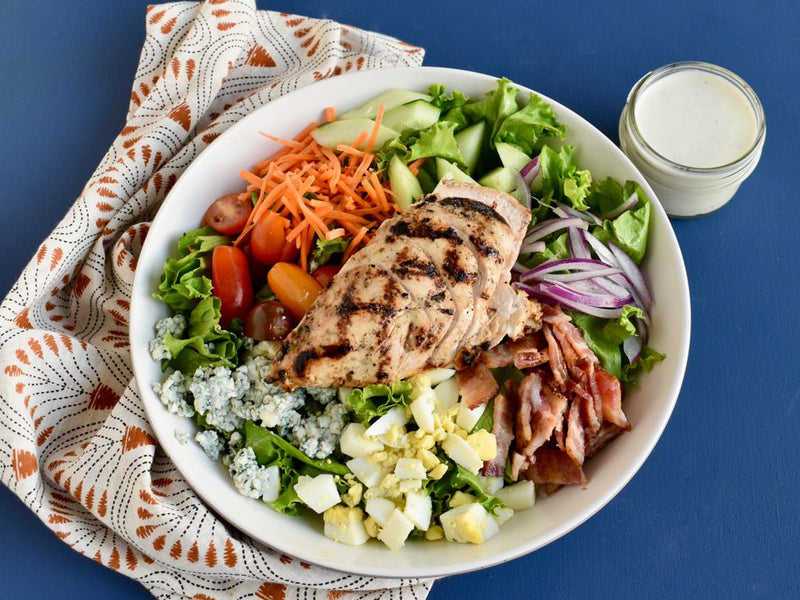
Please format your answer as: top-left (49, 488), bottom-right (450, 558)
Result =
top-left (633, 69), bottom-right (759, 169)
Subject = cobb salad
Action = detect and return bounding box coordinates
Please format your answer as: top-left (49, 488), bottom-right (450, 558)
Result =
top-left (149, 79), bottom-right (663, 550)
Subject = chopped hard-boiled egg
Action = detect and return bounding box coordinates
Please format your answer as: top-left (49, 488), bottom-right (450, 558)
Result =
top-left (323, 506), bottom-right (369, 546)
top-left (441, 432), bottom-right (483, 474)
top-left (339, 422), bottom-right (384, 458)
top-left (411, 368), bottom-right (456, 389)
top-left (403, 490), bottom-right (432, 531)
top-left (365, 406), bottom-right (408, 436)
top-left (346, 457), bottom-right (387, 488)
top-left (433, 377), bottom-right (460, 414)
top-left (456, 400), bottom-right (486, 432)
top-left (294, 474), bottom-right (341, 514)
top-left (394, 457), bottom-right (426, 480)
top-left (467, 429), bottom-right (497, 461)
top-left (410, 386), bottom-right (436, 433)
top-left (365, 496), bottom-right (396, 527)
top-left (377, 508), bottom-right (415, 550)
top-left (439, 502), bottom-right (500, 544)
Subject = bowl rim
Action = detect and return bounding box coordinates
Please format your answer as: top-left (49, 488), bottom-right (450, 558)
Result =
top-left (129, 65), bottom-right (691, 578)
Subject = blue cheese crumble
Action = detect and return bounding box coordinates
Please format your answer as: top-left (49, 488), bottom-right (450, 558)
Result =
top-left (289, 400), bottom-right (348, 459)
top-left (195, 429), bottom-right (225, 461)
top-left (234, 353), bottom-right (306, 431)
top-left (189, 365), bottom-right (250, 432)
top-left (152, 370), bottom-right (194, 418)
top-left (148, 314), bottom-right (187, 360)
top-left (229, 446), bottom-right (280, 502)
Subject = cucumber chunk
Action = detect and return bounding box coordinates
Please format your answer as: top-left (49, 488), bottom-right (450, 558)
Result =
top-left (496, 142), bottom-right (532, 172)
top-left (382, 100), bottom-right (441, 133)
top-left (388, 155), bottom-right (423, 211)
top-left (340, 89), bottom-right (433, 120)
top-left (478, 166), bottom-right (516, 193)
top-left (454, 121), bottom-right (486, 175)
top-left (311, 118), bottom-right (400, 150)
top-left (436, 158), bottom-right (477, 184)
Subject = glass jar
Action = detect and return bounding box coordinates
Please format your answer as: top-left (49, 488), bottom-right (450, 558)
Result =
top-left (619, 61), bottom-right (766, 218)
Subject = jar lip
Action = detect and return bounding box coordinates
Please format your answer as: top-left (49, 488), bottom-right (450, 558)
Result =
top-left (626, 61), bottom-right (766, 175)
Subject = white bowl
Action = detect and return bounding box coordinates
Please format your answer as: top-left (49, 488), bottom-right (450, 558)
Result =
top-left (129, 66), bottom-right (691, 578)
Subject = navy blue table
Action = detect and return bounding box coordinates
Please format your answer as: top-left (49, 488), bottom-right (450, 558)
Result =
top-left (2, 1), bottom-right (798, 598)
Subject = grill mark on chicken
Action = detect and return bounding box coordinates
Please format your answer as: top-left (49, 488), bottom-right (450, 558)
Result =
top-left (293, 343), bottom-right (353, 377)
top-left (442, 248), bottom-right (478, 284)
top-left (469, 233), bottom-right (501, 260)
top-left (387, 217), bottom-right (463, 245)
top-left (426, 195), bottom-right (507, 224)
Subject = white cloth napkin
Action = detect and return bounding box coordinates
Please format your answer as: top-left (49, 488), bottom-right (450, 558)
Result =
top-left (0, 1), bottom-right (433, 598)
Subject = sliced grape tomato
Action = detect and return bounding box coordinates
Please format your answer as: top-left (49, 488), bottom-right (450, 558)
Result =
top-left (203, 193), bottom-right (252, 235)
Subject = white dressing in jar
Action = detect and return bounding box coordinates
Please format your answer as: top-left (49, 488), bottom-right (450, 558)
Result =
top-left (619, 61), bottom-right (765, 217)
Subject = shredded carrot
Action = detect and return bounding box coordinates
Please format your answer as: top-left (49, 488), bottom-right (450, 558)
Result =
top-left (325, 106), bottom-right (336, 123)
top-left (407, 157), bottom-right (427, 175)
top-left (326, 228), bottom-right (346, 240)
top-left (364, 103), bottom-right (385, 155)
top-left (233, 111), bottom-right (402, 271)
top-left (343, 226), bottom-right (369, 262)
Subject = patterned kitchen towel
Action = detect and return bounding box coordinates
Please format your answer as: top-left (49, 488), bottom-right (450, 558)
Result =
top-left (0, 1), bottom-right (431, 598)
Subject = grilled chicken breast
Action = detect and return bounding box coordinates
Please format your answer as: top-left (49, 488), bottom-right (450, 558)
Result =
top-left (269, 180), bottom-right (542, 388)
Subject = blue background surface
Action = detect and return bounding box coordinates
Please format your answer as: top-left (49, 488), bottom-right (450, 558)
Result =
top-left (1, 1), bottom-right (798, 598)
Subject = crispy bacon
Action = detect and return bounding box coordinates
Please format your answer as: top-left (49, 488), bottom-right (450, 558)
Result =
top-left (594, 366), bottom-right (630, 430)
top-left (520, 378), bottom-right (568, 458)
top-left (455, 361), bottom-right (499, 409)
top-left (481, 343), bottom-right (514, 368)
top-left (542, 324), bottom-right (568, 389)
top-left (564, 399), bottom-right (586, 466)
top-left (468, 305), bottom-right (630, 491)
top-left (483, 393), bottom-right (515, 477)
top-left (526, 447), bottom-right (587, 486)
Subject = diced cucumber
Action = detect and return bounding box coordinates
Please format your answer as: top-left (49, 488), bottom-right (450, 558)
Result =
top-left (388, 155), bottom-right (423, 211)
top-left (436, 158), bottom-right (477, 184)
top-left (381, 100), bottom-right (441, 133)
top-left (311, 118), bottom-right (400, 150)
top-left (478, 166), bottom-right (516, 193)
top-left (454, 121), bottom-right (486, 175)
top-left (496, 142), bottom-right (532, 172)
top-left (339, 89), bottom-right (433, 120)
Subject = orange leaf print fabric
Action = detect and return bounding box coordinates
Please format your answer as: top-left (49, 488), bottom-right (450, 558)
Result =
top-left (0, 2), bottom-right (431, 599)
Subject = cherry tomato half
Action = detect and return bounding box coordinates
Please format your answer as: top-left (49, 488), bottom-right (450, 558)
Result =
top-left (267, 262), bottom-right (323, 321)
top-left (212, 245), bottom-right (254, 327)
top-left (250, 212), bottom-right (299, 265)
top-left (203, 193), bottom-right (252, 236)
top-left (243, 301), bottom-right (297, 341)
top-left (311, 264), bottom-right (341, 288)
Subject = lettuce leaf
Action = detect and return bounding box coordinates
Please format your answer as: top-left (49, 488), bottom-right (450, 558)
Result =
top-left (161, 296), bottom-right (241, 374)
top-left (346, 381), bottom-right (413, 424)
top-left (426, 462), bottom-right (505, 517)
top-left (494, 92), bottom-right (565, 156)
top-left (538, 145), bottom-right (593, 210)
top-left (310, 236), bottom-right (349, 268)
top-left (154, 226), bottom-right (229, 311)
top-left (589, 180), bottom-right (651, 264)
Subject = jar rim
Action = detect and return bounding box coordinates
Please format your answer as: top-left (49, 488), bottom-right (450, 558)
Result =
top-left (625, 61), bottom-right (766, 175)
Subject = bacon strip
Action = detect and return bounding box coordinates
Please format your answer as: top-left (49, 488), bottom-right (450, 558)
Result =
top-left (520, 380), bottom-right (567, 458)
top-left (594, 366), bottom-right (630, 430)
top-left (455, 362), bottom-right (499, 409)
top-left (482, 393), bottom-right (515, 477)
top-left (526, 447), bottom-right (587, 486)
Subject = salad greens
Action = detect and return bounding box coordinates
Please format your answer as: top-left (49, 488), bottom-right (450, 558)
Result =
top-left (345, 381), bottom-right (414, 425)
top-left (149, 77), bottom-right (664, 549)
